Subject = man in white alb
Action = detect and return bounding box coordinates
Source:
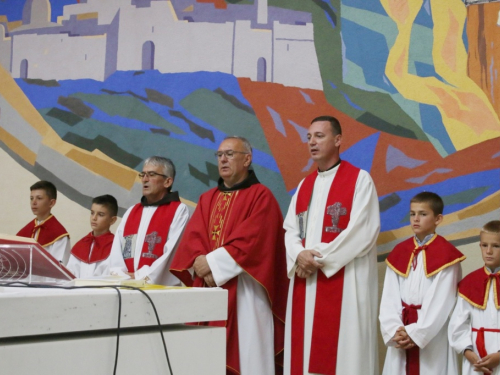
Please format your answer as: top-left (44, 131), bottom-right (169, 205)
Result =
top-left (109, 156), bottom-right (189, 285)
top-left (283, 115), bottom-right (381, 375)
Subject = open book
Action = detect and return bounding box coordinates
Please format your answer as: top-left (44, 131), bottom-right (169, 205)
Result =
top-left (68, 275), bottom-right (146, 287)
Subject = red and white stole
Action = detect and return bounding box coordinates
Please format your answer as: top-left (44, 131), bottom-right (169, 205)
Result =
top-left (122, 201), bottom-right (180, 273)
top-left (291, 161), bottom-right (359, 375)
top-left (17, 215), bottom-right (69, 247)
top-left (70, 231), bottom-right (114, 264)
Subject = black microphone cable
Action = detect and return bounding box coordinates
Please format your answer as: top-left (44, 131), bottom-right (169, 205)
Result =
top-left (0, 282), bottom-right (174, 375)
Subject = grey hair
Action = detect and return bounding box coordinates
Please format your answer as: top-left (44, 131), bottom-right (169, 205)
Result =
top-left (143, 156), bottom-right (176, 180)
top-left (223, 136), bottom-right (252, 154)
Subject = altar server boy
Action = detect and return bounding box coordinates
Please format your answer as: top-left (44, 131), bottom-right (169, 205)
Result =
top-left (449, 220), bottom-right (500, 375)
top-left (17, 180), bottom-right (71, 264)
top-left (66, 195), bottom-right (118, 278)
top-left (379, 191), bottom-right (465, 374)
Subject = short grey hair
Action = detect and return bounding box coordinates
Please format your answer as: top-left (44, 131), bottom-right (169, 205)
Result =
top-left (223, 136), bottom-right (252, 154)
top-left (143, 156), bottom-right (176, 180)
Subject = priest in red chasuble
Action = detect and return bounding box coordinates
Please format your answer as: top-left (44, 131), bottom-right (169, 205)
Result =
top-left (283, 116), bottom-right (380, 375)
top-left (171, 136), bottom-right (288, 375)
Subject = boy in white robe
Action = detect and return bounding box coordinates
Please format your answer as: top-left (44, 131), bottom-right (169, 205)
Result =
top-left (17, 180), bottom-right (71, 264)
top-left (449, 220), bottom-right (500, 375)
top-left (66, 195), bottom-right (118, 278)
top-left (379, 191), bottom-right (465, 375)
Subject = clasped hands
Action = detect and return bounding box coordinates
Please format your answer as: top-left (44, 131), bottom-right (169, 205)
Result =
top-left (464, 349), bottom-right (500, 374)
top-left (295, 250), bottom-right (324, 278)
top-left (392, 327), bottom-right (416, 350)
top-left (193, 255), bottom-right (217, 287)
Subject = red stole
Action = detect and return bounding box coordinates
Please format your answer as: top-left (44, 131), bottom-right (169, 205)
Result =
top-left (70, 232), bottom-right (114, 264)
top-left (122, 201), bottom-right (180, 272)
top-left (291, 161), bottom-right (359, 375)
top-left (386, 235), bottom-right (464, 375)
top-left (17, 215), bottom-right (69, 247)
top-left (171, 183), bottom-right (288, 375)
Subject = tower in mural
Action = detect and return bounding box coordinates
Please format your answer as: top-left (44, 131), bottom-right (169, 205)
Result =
top-left (22, 0), bottom-right (50, 26)
top-left (257, 0), bottom-right (268, 24)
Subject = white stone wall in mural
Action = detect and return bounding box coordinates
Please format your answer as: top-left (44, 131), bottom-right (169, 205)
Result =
top-left (1, 0), bottom-right (323, 90)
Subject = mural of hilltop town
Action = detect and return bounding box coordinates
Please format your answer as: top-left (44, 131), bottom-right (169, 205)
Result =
top-left (0, 0), bottom-right (499, 255)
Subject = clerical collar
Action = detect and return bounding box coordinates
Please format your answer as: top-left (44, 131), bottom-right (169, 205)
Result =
top-left (318, 159), bottom-right (341, 173)
top-left (218, 170), bottom-right (260, 192)
top-left (415, 233), bottom-right (435, 247)
top-left (141, 190), bottom-right (180, 207)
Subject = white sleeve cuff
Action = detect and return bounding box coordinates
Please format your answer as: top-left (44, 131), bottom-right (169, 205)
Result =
top-left (206, 247), bottom-right (243, 286)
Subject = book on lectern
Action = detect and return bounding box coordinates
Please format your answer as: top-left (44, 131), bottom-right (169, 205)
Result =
top-left (0, 233), bottom-right (75, 283)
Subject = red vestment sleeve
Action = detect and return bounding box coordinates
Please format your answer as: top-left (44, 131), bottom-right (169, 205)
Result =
top-left (170, 190), bottom-right (214, 286)
top-left (172, 184), bottom-right (288, 320)
top-left (170, 184), bottom-right (288, 371)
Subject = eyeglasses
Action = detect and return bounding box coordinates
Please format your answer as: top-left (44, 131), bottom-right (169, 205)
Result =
top-left (138, 171), bottom-right (169, 179)
top-left (214, 150), bottom-right (249, 159)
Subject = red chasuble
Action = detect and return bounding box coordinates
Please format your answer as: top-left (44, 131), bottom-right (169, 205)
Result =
top-left (386, 234), bottom-right (465, 375)
top-left (70, 232), bottom-right (114, 264)
top-left (17, 215), bottom-right (69, 247)
top-left (122, 201), bottom-right (180, 273)
top-left (171, 180), bottom-right (288, 375)
top-left (291, 160), bottom-right (359, 375)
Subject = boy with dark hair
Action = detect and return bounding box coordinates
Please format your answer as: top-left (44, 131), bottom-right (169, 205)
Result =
top-left (66, 195), bottom-right (118, 278)
top-left (17, 180), bottom-right (71, 264)
top-left (379, 191), bottom-right (465, 374)
top-left (449, 220), bottom-right (500, 375)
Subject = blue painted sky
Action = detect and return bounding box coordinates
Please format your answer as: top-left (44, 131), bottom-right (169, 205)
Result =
top-left (0, 0), bottom-right (77, 23)
top-left (380, 169), bottom-right (500, 231)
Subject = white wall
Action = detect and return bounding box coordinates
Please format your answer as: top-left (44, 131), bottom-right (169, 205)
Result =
top-left (117, 2), bottom-right (234, 74)
top-left (233, 21), bottom-right (272, 81)
top-left (11, 33), bottom-right (107, 81)
top-left (61, 0), bottom-right (121, 25)
top-left (273, 21), bottom-right (323, 90)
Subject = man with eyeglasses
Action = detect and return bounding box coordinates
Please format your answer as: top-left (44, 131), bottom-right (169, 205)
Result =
top-left (109, 156), bottom-right (189, 285)
top-left (171, 136), bottom-right (288, 375)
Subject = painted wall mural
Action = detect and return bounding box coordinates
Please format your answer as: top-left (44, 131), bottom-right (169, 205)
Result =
top-left (0, 0), bottom-right (498, 257)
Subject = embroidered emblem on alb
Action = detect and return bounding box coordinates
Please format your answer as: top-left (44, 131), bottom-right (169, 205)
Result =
top-left (297, 211), bottom-right (307, 239)
top-left (142, 231), bottom-right (161, 259)
top-left (122, 235), bottom-right (134, 259)
top-left (325, 202), bottom-right (346, 233)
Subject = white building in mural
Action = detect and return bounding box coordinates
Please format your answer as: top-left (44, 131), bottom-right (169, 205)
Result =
top-left (1, 0), bottom-right (323, 90)
top-left (0, 24), bottom-right (11, 71)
